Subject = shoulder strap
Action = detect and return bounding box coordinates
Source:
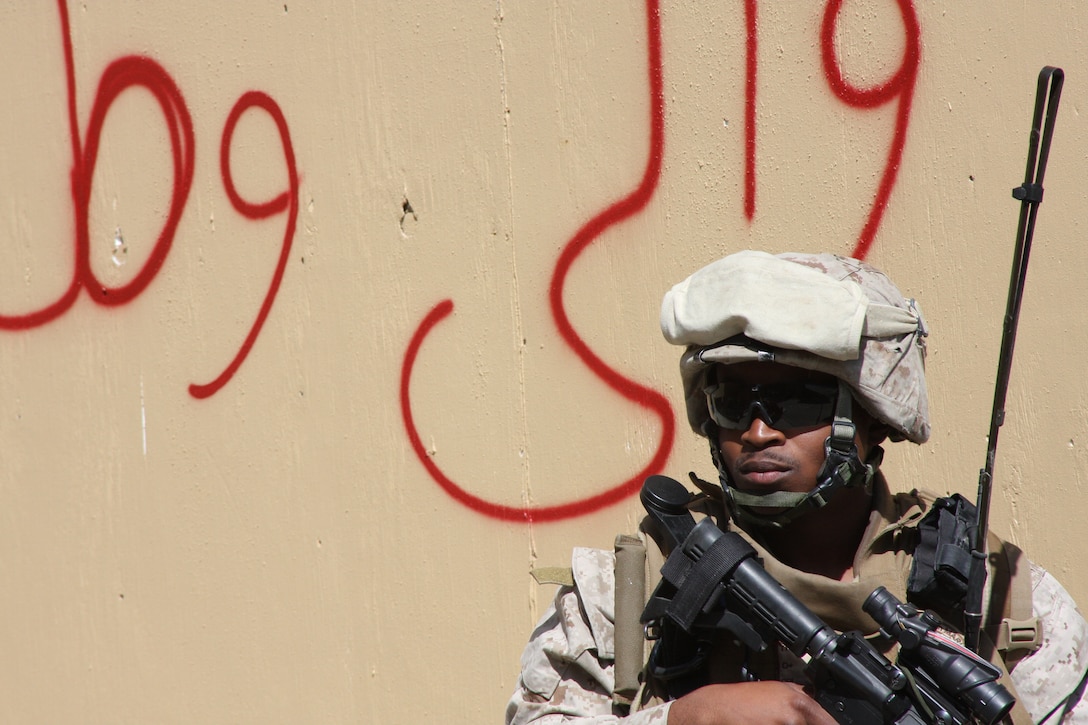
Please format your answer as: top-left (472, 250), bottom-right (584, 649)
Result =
top-left (529, 567), bottom-right (574, 587)
top-left (985, 535), bottom-right (1042, 663)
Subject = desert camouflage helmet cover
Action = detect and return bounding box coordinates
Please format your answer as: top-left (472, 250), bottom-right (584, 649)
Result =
top-left (660, 250), bottom-right (930, 443)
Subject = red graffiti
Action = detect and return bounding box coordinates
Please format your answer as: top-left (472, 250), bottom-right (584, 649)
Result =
top-left (400, 0), bottom-right (673, 523)
top-left (190, 92), bottom-right (299, 399)
top-left (405, 1), bottom-right (924, 520)
top-left (743, 0), bottom-right (758, 221)
top-left (1, 1), bottom-right (297, 399)
top-left (0, 3), bottom-right (193, 327)
top-left (743, 0), bottom-right (920, 260)
top-left (821, 0), bottom-right (920, 260)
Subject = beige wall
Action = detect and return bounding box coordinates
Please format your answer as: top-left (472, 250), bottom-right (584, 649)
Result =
top-left (2, 1), bottom-right (1087, 722)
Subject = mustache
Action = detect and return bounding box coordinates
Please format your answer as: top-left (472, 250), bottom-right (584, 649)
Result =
top-left (734, 451), bottom-right (798, 473)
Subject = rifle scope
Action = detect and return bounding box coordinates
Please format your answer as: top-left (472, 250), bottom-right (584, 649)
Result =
top-left (864, 587), bottom-right (1015, 725)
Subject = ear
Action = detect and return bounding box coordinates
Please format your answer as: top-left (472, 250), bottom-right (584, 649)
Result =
top-left (850, 397), bottom-right (890, 448)
top-left (865, 422), bottom-right (892, 448)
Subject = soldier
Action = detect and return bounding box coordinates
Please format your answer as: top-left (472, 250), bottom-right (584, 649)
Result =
top-left (506, 251), bottom-right (1088, 724)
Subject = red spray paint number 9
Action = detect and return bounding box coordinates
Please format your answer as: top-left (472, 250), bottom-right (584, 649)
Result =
top-left (190, 92), bottom-right (299, 399)
top-left (1, 1), bottom-right (298, 400)
top-left (744, 0), bottom-right (920, 259)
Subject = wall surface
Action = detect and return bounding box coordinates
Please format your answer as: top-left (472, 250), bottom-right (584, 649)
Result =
top-left (2, 2), bottom-right (1087, 722)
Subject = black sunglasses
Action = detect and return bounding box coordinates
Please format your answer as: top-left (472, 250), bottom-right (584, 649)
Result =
top-left (704, 378), bottom-right (839, 431)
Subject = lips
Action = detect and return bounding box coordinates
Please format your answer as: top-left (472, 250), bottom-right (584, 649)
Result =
top-left (735, 456), bottom-right (792, 488)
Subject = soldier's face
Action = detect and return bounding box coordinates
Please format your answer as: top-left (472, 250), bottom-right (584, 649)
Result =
top-left (714, 363), bottom-right (871, 497)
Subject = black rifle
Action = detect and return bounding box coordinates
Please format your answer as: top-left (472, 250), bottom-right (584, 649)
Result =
top-left (639, 475), bottom-right (1015, 725)
top-left (964, 66), bottom-right (1064, 652)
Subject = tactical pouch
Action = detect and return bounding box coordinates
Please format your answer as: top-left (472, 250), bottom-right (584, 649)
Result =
top-left (613, 534), bottom-right (648, 708)
top-left (907, 493), bottom-right (976, 612)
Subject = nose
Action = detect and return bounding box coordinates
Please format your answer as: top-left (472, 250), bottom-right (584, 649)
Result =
top-left (740, 415), bottom-right (785, 447)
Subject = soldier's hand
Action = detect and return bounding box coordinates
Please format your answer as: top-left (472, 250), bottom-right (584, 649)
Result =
top-left (666, 681), bottom-right (838, 725)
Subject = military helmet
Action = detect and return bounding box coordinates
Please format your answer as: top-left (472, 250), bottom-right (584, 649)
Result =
top-left (660, 250), bottom-right (930, 444)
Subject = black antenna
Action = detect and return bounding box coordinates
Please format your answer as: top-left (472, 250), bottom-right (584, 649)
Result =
top-left (964, 66), bottom-right (1064, 652)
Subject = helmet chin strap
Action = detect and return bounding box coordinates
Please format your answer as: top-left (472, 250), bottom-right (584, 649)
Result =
top-left (708, 380), bottom-right (883, 530)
